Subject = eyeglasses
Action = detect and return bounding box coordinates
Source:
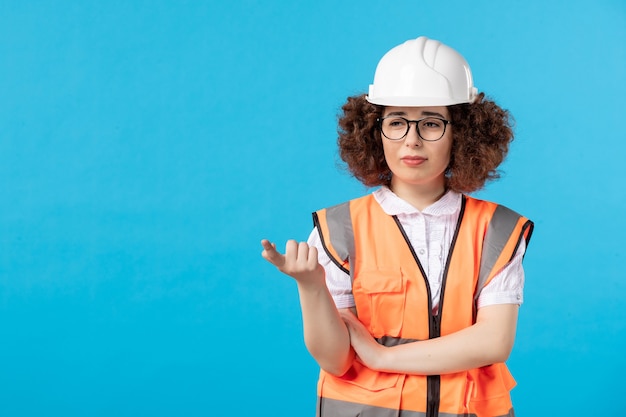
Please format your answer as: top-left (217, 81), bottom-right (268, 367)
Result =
top-left (377, 116), bottom-right (451, 141)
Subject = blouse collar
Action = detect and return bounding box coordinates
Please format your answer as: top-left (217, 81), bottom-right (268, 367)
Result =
top-left (373, 186), bottom-right (462, 217)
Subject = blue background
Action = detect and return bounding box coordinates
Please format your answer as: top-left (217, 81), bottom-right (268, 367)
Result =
top-left (1, 1), bottom-right (624, 415)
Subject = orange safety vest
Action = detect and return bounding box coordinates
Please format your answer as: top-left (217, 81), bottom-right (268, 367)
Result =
top-left (312, 193), bottom-right (533, 417)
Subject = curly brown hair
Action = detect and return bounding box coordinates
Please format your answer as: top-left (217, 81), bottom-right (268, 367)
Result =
top-left (337, 93), bottom-right (514, 194)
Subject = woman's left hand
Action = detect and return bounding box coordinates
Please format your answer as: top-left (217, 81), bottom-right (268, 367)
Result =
top-left (339, 310), bottom-right (386, 370)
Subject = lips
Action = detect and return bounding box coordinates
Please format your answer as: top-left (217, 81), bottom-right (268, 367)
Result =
top-left (401, 156), bottom-right (427, 166)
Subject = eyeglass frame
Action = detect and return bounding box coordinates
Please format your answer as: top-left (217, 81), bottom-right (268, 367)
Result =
top-left (377, 116), bottom-right (452, 142)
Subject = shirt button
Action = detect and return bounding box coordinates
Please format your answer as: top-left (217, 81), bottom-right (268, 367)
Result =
top-left (419, 249), bottom-right (426, 255)
top-left (516, 294), bottom-right (521, 300)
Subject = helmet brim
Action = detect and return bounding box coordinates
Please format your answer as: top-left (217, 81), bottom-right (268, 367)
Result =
top-left (366, 95), bottom-right (473, 107)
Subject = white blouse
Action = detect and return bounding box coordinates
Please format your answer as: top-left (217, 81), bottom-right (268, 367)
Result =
top-left (308, 187), bottom-right (526, 311)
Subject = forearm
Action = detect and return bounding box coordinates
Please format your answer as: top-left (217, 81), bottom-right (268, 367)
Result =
top-left (377, 318), bottom-right (515, 375)
top-left (343, 304), bottom-right (518, 376)
top-left (260, 238), bottom-right (354, 375)
top-left (297, 282), bottom-right (354, 376)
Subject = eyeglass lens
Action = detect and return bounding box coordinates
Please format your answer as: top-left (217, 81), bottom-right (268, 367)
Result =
top-left (380, 117), bottom-right (447, 141)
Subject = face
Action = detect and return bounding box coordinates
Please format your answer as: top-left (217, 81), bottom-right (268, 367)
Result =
top-left (381, 106), bottom-right (452, 195)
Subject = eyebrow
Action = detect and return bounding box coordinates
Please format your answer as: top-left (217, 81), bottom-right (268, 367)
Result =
top-left (385, 110), bottom-right (447, 118)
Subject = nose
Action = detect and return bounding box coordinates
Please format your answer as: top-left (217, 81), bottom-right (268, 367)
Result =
top-left (404, 122), bottom-right (422, 147)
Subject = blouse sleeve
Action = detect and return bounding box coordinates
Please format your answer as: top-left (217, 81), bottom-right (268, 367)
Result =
top-left (476, 238), bottom-right (527, 308)
top-left (307, 228), bottom-right (355, 309)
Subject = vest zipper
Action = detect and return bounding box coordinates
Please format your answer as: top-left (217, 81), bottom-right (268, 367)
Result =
top-left (393, 198), bottom-right (466, 417)
top-left (393, 216), bottom-right (440, 417)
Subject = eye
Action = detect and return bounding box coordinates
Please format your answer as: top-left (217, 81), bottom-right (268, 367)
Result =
top-left (385, 118), bottom-right (408, 128)
top-left (420, 118), bottom-right (444, 129)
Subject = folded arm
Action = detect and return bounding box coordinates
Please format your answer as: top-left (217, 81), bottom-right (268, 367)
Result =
top-left (341, 303), bottom-right (518, 375)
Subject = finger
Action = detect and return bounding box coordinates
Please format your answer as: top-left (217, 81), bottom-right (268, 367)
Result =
top-left (307, 246), bottom-right (320, 269)
top-left (343, 316), bottom-right (356, 330)
top-left (284, 240), bottom-right (299, 263)
top-left (298, 241), bottom-right (310, 263)
top-left (261, 239), bottom-right (285, 267)
top-left (338, 309), bottom-right (356, 321)
top-left (340, 315), bottom-right (354, 330)
top-left (260, 239), bottom-right (276, 251)
top-left (344, 320), bottom-right (357, 335)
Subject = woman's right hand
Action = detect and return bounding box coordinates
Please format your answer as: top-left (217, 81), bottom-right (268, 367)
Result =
top-left (261, 239), bottom-right (325, 287)
top-left (261, 238), bottom-right (354, 375)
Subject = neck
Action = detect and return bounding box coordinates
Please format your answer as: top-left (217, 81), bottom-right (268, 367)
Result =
top-left (389, 179), bottom-right (447, 211)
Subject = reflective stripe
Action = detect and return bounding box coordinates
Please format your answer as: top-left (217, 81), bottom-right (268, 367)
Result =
top-left (326, 202), bottom-right (355, 265)
top-left (318, 397), bottom-right (427, 417)
top-left (318, 397), bottom-right (515, 417)
top-left (376, 336), bottom-right (420, 347)
top-left (476, 205), bottom-right (522, 300)
top-left (498, 410), bottom-right (516, 417)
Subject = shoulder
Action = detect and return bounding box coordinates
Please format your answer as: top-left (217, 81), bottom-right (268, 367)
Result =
top-left (312, 193), bottom-right (381, 244)
top-left (463, 195), bottom-right (527, 219)
top-left (314, 192), bottom-right (377, 214)
top-left (463, 195), bottom-right (534, 245)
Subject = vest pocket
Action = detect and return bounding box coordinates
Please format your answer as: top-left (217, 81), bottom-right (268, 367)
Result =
top-left (465, 364), bottom-right (515, 415)
top-left (357, 268), bottom-right (406, 336)
top-left (319, 364), bottom-right (404, 416)
top-left (336, 360), bottom-right (401, 391)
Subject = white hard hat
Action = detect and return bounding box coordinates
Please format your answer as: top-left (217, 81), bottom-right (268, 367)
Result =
top-left (366, 36), bottom-right (478, 107)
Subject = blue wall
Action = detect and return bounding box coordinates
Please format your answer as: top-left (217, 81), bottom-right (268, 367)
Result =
top-left (1, 1), bottom-right (624, 415)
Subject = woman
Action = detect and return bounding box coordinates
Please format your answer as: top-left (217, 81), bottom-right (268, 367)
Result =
top-left (261, 36), bottom-right (533, 417)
